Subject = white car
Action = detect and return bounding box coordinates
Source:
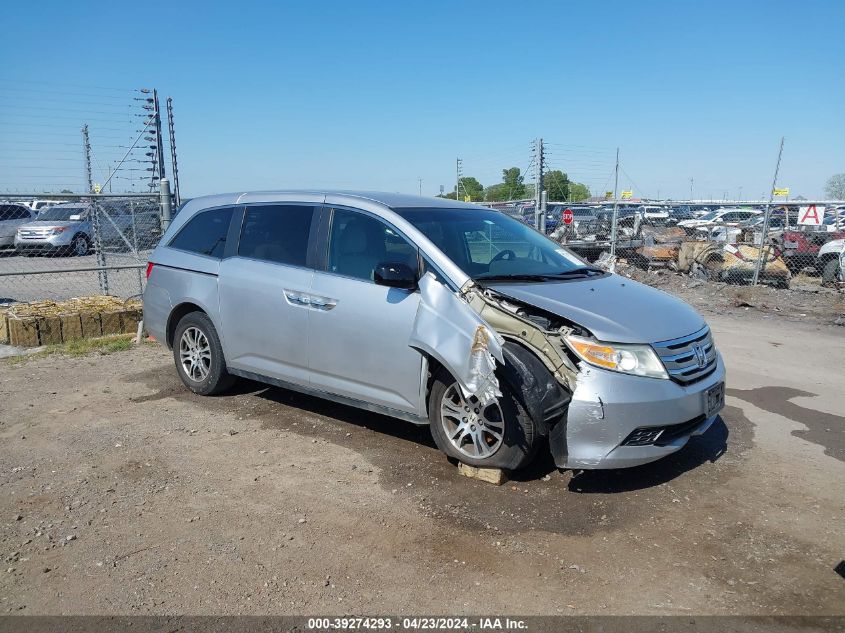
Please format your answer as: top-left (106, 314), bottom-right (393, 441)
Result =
top-left (818, 238), bottom-right (844, 284)
top-left (28, 199), bottom-right (59, 213)
top-left (678, 208), bottom-right (760, 233)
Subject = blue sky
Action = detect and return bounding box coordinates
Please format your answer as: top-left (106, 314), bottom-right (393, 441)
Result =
top-left (1, 0), bottom-right (843, 199)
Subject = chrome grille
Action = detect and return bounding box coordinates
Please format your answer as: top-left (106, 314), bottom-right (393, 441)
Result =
top-left (652, 326), bottom-right (717, 384)
top-left (17, 228), bottom-right (51, 239)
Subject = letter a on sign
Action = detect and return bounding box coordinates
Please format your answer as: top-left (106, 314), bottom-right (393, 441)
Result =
top-left (798, 205), bottom-right (825, 226)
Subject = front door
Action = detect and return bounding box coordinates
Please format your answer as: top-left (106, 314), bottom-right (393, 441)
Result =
top-left (308, 207), bottom-right (424, 414)
top-left (218, 203), bottom-right (318, 385)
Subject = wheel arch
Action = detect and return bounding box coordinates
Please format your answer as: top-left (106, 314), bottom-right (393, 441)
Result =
top-left (166, 302), bottom-right (207, 349)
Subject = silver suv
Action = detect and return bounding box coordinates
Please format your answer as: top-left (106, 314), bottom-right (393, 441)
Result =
top-left (0, 203), bottom-right (35, 249)
top-left (143, 192), bottom-right (725, 471)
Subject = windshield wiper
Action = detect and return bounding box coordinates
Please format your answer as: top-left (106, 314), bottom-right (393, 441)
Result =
top-left (475, 266), bottom-right (606, 282)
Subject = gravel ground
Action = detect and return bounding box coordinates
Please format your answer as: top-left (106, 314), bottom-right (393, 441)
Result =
top-left (0, 314), bottom-right (843, 616)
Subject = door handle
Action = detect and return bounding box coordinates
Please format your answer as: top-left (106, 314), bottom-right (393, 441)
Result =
top-left (308, 295), bottom-right (338, 311)
top-left (284, 290), bottom-right (337, 311)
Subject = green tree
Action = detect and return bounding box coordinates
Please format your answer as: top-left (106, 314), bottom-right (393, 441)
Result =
top-left (824, 173), bottom-right (845, 199)
top-left (501, 167), bottom-right (526, 200)
top-left (457, 176), bottom-right (484, 201)
top-left (569, 182), bottom-right (591, 201)
top-left (544, 170), bottom-right (571, 201)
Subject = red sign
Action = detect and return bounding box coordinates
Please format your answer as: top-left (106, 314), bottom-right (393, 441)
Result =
top-left (562, 208), bottom-right (574, 225)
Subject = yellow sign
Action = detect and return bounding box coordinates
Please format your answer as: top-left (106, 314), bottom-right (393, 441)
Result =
top-left (621, 190), bottom-right (633, 199)
top-left (605, 191), bottom-right (613, 199)
top-left (93, 183), bottom-right (102, 194)
top-left (464, 195), bottom-right (471, 202)
top-left (773, 187), bottom-right (789, 196)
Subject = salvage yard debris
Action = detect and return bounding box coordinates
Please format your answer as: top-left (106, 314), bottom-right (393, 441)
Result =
top-left (0, 295), bottom-right (141, 347)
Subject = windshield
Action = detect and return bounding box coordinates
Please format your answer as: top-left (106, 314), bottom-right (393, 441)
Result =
top-left (395, 207), bottom-right (596, 281)
top-left (37, 206), bottom-right (88, 221)
top-left (699, 211), bottom-right (718, 221)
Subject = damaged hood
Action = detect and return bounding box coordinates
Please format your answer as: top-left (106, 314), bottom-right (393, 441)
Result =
top-left (487, 275), bottom-right (705, 344)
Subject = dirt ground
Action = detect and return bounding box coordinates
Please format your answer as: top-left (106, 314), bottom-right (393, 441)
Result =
top-left (0, 313), bottom-right (843, 616)
top-left (619, 264), bottom-right (845, 328)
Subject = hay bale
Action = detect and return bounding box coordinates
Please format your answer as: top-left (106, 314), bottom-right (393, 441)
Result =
top-left (80, 312), bottom-right (102, 338)
top-left (0, 309), bottom-right (8, 345)
top-left (59, 313), bottom-right (83, 341)
top-left (8, 316), bottom-right (40, 347)
top-left (37, 316), bottom-right (63, 345)
top-left (121, 308), bottom-right (142, 334)
top-left (100, 310), bottom-right (123, 335)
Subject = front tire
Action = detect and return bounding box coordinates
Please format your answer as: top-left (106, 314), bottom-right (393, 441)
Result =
top-left (428, 369), bottom-right (536, 471)
top-left (70, 234), bottom-right (90, 257)
top-left (172, 312), bottom-right (236, 395)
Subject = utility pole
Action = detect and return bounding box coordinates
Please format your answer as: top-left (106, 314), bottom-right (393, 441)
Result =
top-left (151, 90), bottom-right (166, 191)
top-left (456, 158), bottom-right (463, 201)
top-left (534, 137), bottom-right (545, 230)
top-left (166, 97), bottom-right (181, 207)
top-left (418, 178), bottom-right (422, 196)
top-left (609, 147), bottom-right (620, 268)
top-left (752, 137), bottom-right (785, 286)
top-left (81, 124), bottom-right (93, 193)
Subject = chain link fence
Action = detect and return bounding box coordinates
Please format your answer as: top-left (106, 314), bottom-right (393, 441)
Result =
top-left (1, 194), bottom-right (164, 304)
top-left (542, 203), bottom-right (845, 290)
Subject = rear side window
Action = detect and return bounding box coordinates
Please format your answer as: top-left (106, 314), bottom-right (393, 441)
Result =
top-left (0, 205), bottom-right (30, 221)
top-left (238, 205), bottom-right (314, 267)
top-left (168, 207), bottom-right (233, 258)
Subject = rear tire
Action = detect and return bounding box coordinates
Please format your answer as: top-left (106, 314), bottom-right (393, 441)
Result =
top-left (428, 368), bottom-right (536, 471)
top-left (821, 258), bottom-right (840, 286)
top-left (172, 311), bottom-right (236, 396)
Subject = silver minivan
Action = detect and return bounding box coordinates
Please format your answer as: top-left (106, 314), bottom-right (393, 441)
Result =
top-left (143, 192), bottom-right (725, 471)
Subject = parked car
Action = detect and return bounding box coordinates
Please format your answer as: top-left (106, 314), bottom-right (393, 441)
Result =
top-left (710, 211), bottom-right (797, 243)
top-left (15, 203), bottom-right (96, 256)
top-left (144, 191), bottom-right (725, 472)
top-left (779, 229), bottom-right (845, 274)
top-left (0, 202), bottom-right (36, 249)
top-left (28, 199), bottom-right (60, 213)
top-left (818, 238), bottom-right (845, 285)
top-left (678, 208), bottom-right (760, 234)
top-left (14, 201), bottom-right (161, 256)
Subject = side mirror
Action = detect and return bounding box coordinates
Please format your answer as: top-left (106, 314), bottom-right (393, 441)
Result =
top-left (373, 262), bottom-right (417, 289)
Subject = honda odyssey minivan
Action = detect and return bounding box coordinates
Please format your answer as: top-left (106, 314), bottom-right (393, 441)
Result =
top-left (143, 191), bottom-right (725, 471)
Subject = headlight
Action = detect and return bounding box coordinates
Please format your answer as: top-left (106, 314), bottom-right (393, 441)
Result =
top-left (51, 227), bottom-right (68, 235)
top-left (564, 334), bottom-right (668, 380)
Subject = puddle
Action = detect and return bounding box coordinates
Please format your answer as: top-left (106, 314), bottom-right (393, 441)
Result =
top-left (727, 386), bottom-right (845, 462)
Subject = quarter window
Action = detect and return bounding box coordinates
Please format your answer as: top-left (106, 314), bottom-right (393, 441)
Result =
top-left (168, 207), bottom-right (234, 259)
top-left (238, 205), bottom-right (314, 267)
top-left (327, 209), bottom-right (417, 282)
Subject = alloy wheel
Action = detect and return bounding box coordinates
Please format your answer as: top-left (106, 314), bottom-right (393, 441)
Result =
top-left (73, 236), bottom-right (88, 256)
top-left (439, 383), bottom-right (505, 459)
top-left (179, 326), bottom-right (211, 382)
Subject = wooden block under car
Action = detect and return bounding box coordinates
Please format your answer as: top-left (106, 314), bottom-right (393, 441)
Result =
top-left (120, 308), bottom-right (142, 334)
top-left (457, 462), bottom-right (508, 486)
top-left (100, 310), bottom-right (123, 335)
top-left (80, 312), bottom-right (102, 338)
top-left (37, 316), bottom-right (63, 345)
top-left (8, 316), bottom-right (40, 347)
top-left (59, 313), bottom-right (83, 341)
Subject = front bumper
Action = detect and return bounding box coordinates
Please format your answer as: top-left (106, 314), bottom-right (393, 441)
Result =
top-left (14, 234), bottom-right (72, 250)
top-left (554, 352), bottom-right (726, 469)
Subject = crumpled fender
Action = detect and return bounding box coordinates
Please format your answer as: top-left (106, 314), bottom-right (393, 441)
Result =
top-left (498, 341), bottom-right (571, 438)
top-left (409, 274), bottom-right (504, 404)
